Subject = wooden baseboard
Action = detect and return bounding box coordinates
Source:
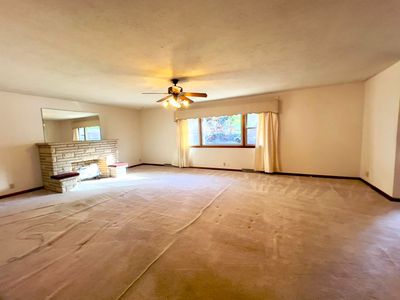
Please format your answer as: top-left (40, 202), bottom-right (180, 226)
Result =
top-left (188, 166), bottom-right (243, 172)
top-left (0, 186), bottom-right (44, 200)
top-left (127, 163), bottom-right (144, 168)
top-left (130, 163), bottom-right (179, 168)
top-left (273, 172), bottom-right (360, 180)
top-left (359, 178), bottom-right (400, 202)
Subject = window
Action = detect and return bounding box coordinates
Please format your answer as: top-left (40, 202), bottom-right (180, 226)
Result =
top-left (245, 113), bottom-right (258, 146)
top-left (77, 127), bottom-right (85, 141)
top-left (188, 113), bottom-right (258, 147)
top-left (188, 118), bottom-right (200, 146)
top-left (74, 126), bottom-right (101, 141)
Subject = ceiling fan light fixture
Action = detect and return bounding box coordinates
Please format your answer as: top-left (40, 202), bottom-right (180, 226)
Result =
top-left (169, 97), bottom-right (181, 108)
top-left (182, 100), bottom-right (190, 107)
top-left (144, 78), bottom-right (206, 110)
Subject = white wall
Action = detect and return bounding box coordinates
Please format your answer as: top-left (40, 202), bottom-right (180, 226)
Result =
top-left (279, 83), bottom-right (364, 176)
top-left (139, 82), bottom-right (365, 176)
top-left (360, 61), bottom-right (400, 197)
top-left (0, 91), bottom-right (141, 196)
top-left (190, 148), bottom-right (255, 170)
top-left (139, 108), bottom-right (177, 165)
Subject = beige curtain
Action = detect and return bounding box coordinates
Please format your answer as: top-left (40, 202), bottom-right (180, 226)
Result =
top-left (177, 119), bottom-right (190, 168)
top-left (254, 112), bottom-right (280, 173)
top-left (73, 128), bottom-right (80, 141)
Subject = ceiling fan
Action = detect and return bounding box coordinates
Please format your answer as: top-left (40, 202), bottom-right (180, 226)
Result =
top-left (142, 79), bottom-right (207, 109)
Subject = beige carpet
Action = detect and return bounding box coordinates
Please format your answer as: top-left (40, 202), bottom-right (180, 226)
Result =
top-left (0, 166), bottom-right (399, 299)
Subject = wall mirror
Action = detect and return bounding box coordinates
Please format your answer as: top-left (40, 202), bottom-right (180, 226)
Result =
top-left (41, 108), bottom-right (102, 143)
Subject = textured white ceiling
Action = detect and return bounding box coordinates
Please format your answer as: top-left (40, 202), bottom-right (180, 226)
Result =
top-left (0, 0), bottom-right (400, 108)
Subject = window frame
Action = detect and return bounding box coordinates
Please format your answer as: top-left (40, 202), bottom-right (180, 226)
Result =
top-left (190, 114), bottom-right (256, 148)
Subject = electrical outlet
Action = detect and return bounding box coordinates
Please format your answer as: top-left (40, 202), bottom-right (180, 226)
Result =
top-left (365, 171), bottom-right (369, 177)
top-left (9, 183), bottom-right (15, 189)
top-left (223, 162), bottom-right (226, 167)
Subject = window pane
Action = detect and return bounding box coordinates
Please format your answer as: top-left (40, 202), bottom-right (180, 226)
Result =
top-left (188, 118), bottom-right (200, 146)
top-left (85, 126), bottom-right (101, 141)
top-left (78, 128), bottom-right (85, 141)
top-left (246, 128), bottom-right (257, 145)
top-left (202, 114), bottom-right (242, 145)
top-left (246, 113), bottom-right (258, 145)
top-left (246, 113), bottom-right (258, 128)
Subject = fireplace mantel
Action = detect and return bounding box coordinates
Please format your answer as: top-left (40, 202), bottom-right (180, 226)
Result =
top-left (37, 139), bottom-right (118, 192)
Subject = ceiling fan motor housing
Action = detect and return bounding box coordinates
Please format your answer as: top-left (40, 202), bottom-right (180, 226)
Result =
top-left (168, 85), bottom-right (183, 94)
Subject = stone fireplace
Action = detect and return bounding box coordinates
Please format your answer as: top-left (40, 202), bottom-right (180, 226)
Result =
top-left (36, 140), bottom-right (118, 192)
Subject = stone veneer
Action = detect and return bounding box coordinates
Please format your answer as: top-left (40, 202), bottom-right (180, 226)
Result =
top-left (36, 140), bottom-right (118, 193)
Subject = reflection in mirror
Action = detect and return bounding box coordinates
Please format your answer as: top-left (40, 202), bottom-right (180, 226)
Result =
top-left (41, 109), bottom-right (102, 143)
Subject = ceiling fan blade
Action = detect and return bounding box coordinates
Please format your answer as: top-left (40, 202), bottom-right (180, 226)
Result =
top-left (179, 95), bottom-right (194, 103)
top-left (180, 92), bottom-right (207, 98)
top-left (142, 92), bottom-right (169, 94)
top-left (156, 95), bottom-right (173, 103)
